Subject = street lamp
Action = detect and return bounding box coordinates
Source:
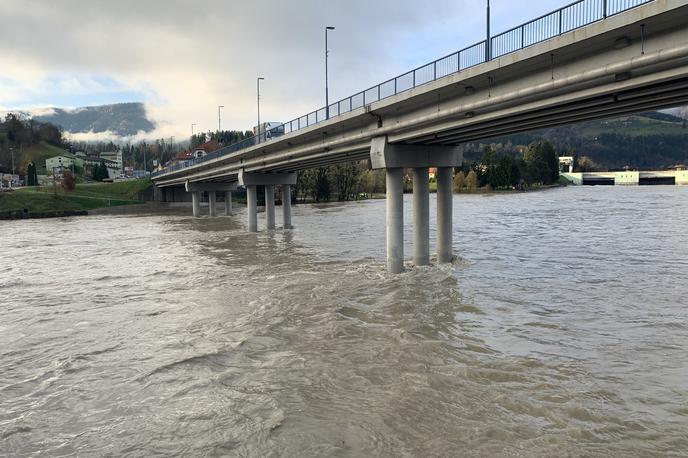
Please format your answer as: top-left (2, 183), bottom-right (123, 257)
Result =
top-left (325, 26), bottom-right (335, 120)
top-left (257, 77), bottom-right (265, 143)
top-left (218, 105), bottom-right (224, 132)
top-left (486, 0), bottom-right (491, 62)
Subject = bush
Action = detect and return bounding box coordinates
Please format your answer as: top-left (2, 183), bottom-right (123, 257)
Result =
top-left (62, 171), bottom-right (76, 191)
top-left (453, 171), bottom-right (465, 192)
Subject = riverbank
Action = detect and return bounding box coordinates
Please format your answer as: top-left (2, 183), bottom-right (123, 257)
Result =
top-left (0, 179), bottom-right (152, 219)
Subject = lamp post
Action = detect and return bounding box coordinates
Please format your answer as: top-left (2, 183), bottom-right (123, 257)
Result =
top-left (218, 105), bottom-right (224, 132)
top-left (325, 26), bottom-right (335, 120)
top-left (486, 0), bottom-right (491, 62)
top-left (257, 77), bottom-right (264, 143)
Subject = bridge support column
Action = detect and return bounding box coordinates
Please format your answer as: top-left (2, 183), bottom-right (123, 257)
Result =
top-left (282, 184), bottom-right (293, 229)
top-left (225, 191), bottom-right (233, 216)
top-left (436, 167), bottom-right (454, 264)
top-left (185, 182), bottom-right (238, 219)
top-left (386, 168), bottom-right (404, 274)
top-left (239, 171), bottom-right (297, 232)
top-left (265, 185), bottom-right (276, 230)
top-left (412, 168), bottom-right (430, 266)
top-left (192, 191), bottom-right (201, 218)
top-left (208, 192), bottom-right (217, 217)
top-left (247, 185), bottom-right (258, 232)
top-left (371, 136), bottom-right (461, 273)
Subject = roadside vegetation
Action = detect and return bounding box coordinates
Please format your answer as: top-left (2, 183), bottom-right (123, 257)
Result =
top-left (0, 179), bottom-right (151, 215)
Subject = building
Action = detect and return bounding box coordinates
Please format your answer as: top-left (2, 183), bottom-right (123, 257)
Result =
top-left (192, 140), bottom-right (220, 159)
top-left (559, 156), bottom-right (574, 173)
top-left (46, 154), bottom-right (82, 172)
top-left (99, 151), bottom-right (123, 172)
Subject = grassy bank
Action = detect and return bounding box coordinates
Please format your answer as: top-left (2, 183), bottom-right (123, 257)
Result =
top-left (0, 179), bottom-right (152, 217)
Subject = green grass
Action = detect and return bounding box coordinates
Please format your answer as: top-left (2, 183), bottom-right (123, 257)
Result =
top-left (0, 179), bottom-right (152, 214)
top-left (22, 142), bottom-right (70, 174)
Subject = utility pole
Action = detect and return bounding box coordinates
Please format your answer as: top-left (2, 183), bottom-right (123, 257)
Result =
top-left (218, 105), bottom-right (224, 132)
top-left (325, 26), bottom-right (335, 120)
top-left (257, 77), bottom-right (265, 143)
top-left (486, 0), bottom-right (491, 62)
top-left (191, 123), bottom-right (196, 138)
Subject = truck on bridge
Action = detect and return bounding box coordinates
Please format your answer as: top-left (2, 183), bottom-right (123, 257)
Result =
top-left (253, 122), bottom-right (285, 144)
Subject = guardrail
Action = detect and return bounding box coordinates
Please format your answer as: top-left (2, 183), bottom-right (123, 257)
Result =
top-left (152, 0), bottom-right (653, 178)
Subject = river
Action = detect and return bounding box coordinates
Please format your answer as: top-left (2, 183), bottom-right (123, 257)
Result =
top-left (1, 186), bottom-right (687, 457)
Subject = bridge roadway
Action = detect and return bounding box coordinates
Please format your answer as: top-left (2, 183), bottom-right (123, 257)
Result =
top-left (152, 0), bottom-right (688, 273)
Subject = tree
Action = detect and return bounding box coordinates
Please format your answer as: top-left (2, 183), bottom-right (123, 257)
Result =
top-left (576, 155), bottom-right (602, 172)
top-left (453, 170), bottom-right (465, 192)
top-left (465, 170), bottom-right (479, 189)
top-left (62, 170), bottom-right (76, 191)
top-left (313, 167), bottom-right (330, 202)
top-left (523, 141), bottom-right (559, 185)
top-left (329, 163), bottom-right (359, 201)
top-left (26, 161), bottom-right (38, 186)
top-left (92, 161), bottom-right (109, 181)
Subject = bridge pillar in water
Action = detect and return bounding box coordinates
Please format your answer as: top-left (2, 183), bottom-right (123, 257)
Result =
top-left (386, 168), bottom-right (405, 274)
top-left (185, 181), bottom-right (238, 219)
top-left (371, 137), bottom-right (462, 273)
top-left (225, 191), bottom-right (233, 216)
top-left (191, 191), bottom-right (201, 218)
top-left (208, 192), bottom-right (217, 217)
top-left (247, 186), bottom-right (258, 232)
top-left (436, 167), bottom-right (454, 263)
top-left (412, 168), bottom-right (430, 266)
top-left (265, 185), bottom-right (276, 229)
top-left (282, 184), bottom-right (293, 229)
top-left (239, 171), bottom-right (297, 231)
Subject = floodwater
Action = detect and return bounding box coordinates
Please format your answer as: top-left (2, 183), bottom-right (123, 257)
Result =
top-left (1, 186), bottom-right (687, 457)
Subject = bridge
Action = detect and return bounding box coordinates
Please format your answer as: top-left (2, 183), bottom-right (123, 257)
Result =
top-left (152, 0), bottom-right (688, 273)
top-left (563, 169), bottom-right (688, 185)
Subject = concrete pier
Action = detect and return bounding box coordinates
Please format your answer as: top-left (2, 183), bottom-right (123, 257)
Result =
top-left (436, 167), bottom-right (453, 263)
top-left (208, 192), bottom-right (217, 217)
top-left (238, 171), bottom-right (297, 232)
top-left (192, 191), bottom-right (201, 218)
top-left (247, 185), bottom-right (258, 232)
top-left (265, 185), bottom-right (275, 230)
top-left (185, 182), bottom-right (238, 218)
top-left (412, 168), bottom-right (430, 266)
top-left (386, 168), bottom-right (404, 274)
top-left (225, 191), bottom-right (233, 216)
top-left (282, 184), bottom-right (292, 229)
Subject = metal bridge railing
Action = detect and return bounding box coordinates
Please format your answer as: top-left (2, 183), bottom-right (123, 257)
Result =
top-left (152, 0), bottom-right (653, 178)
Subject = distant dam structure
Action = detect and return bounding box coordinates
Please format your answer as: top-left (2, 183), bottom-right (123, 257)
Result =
top-left (562, 170), bottom-right (688, 186)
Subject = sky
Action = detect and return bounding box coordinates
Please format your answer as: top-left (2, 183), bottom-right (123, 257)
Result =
top-left (0, 0), bottom-right (561, 141)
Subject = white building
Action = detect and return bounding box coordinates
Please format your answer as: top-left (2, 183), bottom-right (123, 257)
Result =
top-left (99, 151), bottom-right (123, 173)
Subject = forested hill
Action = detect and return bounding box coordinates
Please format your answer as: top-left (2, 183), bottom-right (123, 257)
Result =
top-left (461, 111), bottom-right (688, 170)
top-left (34, 102), bottom-right (155, 137)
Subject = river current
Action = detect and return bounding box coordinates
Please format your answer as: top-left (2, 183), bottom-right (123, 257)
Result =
top-left (1, 186), bottom-right (687, 457)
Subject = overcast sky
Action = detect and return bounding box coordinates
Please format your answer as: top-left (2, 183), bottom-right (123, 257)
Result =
top-left (0, 0), bottom-right (562, 140)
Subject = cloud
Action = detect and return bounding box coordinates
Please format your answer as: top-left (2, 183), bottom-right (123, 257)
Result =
top-left (0, 0), bottom-right (566, 141)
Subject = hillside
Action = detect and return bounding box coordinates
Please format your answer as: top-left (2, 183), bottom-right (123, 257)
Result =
top-left (22, 142), bottom-right (70, 173)
top-left (462, 112), bottom-right (688, 170)
top-left (34, 102), bottom-right (155, 137)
